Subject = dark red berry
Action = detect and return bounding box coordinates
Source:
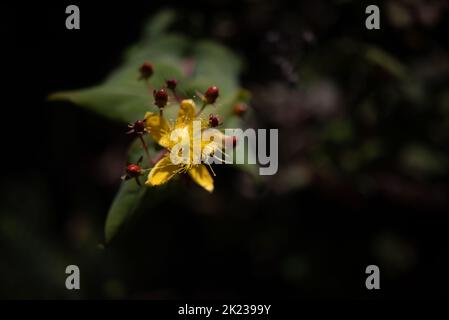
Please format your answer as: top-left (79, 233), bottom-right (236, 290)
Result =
top-left (126, 119), bottom-right (146, 135)
top-left (154, 88), bottom-right (168, 108)
top-left (166, 79), bottom-right (177, 90)
top-left (233, 103), bottom-right (248, 117)
top-left (134, 120), bottom-right (145, 134)
top-left (139, 62), bottom-right (153, 80)
top-left (204, 86), bottom-right (219, 104)
top-left (209, 114), bottom-right (220, 127)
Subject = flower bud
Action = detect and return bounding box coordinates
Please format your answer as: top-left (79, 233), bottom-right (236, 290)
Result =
top-left (154, 88), bottom-right (168, 109)
top-left (139, 62), bottom-right (153, 80)
top-left (204, 86), bottom-right (219, 104)
top-left (208, 114), bottom-right (220, 127)
top-left (166, 79), bottom-right (177, 90)
top-left (233, 103), bottom-right (248, 117)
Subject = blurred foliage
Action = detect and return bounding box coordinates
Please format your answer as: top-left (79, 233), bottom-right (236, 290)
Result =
top-left (2, 0), bottom-right (449, 299)
top-left (251, 0), bottom-right (449, 205)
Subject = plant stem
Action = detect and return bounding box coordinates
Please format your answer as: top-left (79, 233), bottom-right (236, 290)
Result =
top-left (171, 89), bottom-right (181, 103)
top-left (196, 101), bottom-right (207, 117)
top-left (139, 135), bottom-right (152, 165)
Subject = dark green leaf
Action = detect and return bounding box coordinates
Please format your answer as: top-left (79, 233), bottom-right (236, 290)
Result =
top-left (104, 139), bottom-right (148, 243)
top-left (104, 177), bottom-right (147, 244)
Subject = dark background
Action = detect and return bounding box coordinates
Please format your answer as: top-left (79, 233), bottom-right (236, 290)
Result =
top-left (1, 0), bottom-right (448, 299)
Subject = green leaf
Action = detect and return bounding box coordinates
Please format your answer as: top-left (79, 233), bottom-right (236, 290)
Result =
top-left (190, 40), bottom-right (242, 92)
top-left (104, 176), bottom-right (147, 244)
top-left (49, 62), bottom-right (185, 123)
top-left (123, 34), bottom-right (189, 65)
top-left (103, 139), bottom-right (148, 243)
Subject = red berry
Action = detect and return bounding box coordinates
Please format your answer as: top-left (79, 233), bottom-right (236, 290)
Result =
top-left (127, 119), bottom-right (146, 135)
top-left (126, 164), bottom-right (142, 178)
top-left (204, 86), bottom-right (219, 104)
top-left (209, 114), bottom-right (220, 127)
top-left (133, 120), bottom-right (145, 134)
top-left (154, 88), bottom-right (168, 108)
top-left (139, 62), bottom-right (153, 80)
top-left (166, 79), bottom-right (177, 90)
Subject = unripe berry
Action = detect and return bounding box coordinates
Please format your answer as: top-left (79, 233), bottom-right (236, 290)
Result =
top-left (139, 62), bottom-right (153, 80)
top-left (204, 86), bottom-right (219, 104)
top-left (153, 88), bottom-right (168, 109)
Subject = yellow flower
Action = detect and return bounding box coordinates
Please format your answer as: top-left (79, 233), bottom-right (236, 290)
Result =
top-left (144, 99), bottom-right (222, 192)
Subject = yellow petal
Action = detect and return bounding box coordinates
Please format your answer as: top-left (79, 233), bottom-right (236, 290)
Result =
top-left (188, 164), bottom-right (214, 192)
top-left (145, 156), bottom-right (180, 186)
top-left (144, 112), bottom-right (171, 148)
top-left (176, 99), bottom-right (196, 126)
